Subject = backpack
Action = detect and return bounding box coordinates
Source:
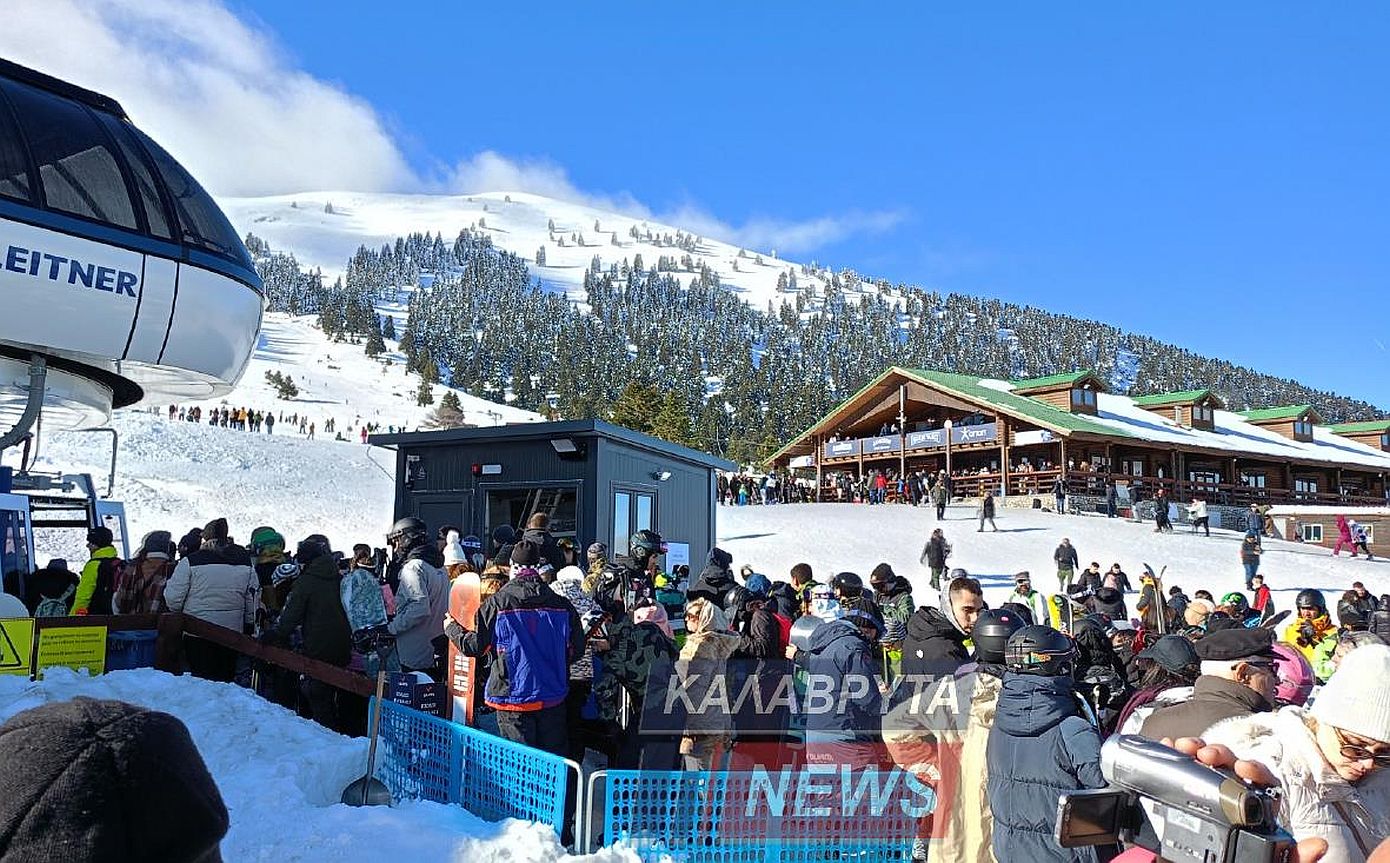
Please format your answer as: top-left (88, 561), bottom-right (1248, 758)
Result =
top-left (772, 612), bottom-right (792, 650)
top-left (36, 583), bottom-right (76, 618)
top-left (88, 557), bottom-right (125, 616)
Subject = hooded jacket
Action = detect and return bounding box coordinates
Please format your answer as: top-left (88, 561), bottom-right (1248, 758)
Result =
top-left (986, 673), bottom-right (1104, 863)
top-left (1138, 675), bottom-right (1270, 742)
top-left (902, 605), bottom-right (971, 678)
top-left (921, 535), bottom-right (950, 569)
top-left (447, 572), bottom-right (583, 711)
top-left (521, 527), bottom-right (566, 574)
top-left (768, 581), bottom-right (800, 620)
top-left (677, 601), bottom-right (743, 744)
top-left (114, 554), bottom-right (174, 615)
top-left (874, 576), bottom-right (916, 628)
top-left (272, 554), bottom-right (352, 666)
top-left (73, 546), bottom-right (119, 615)
top-left (1091, 587), bottom-right (1127, 622)
top-left (162, 542), bottom-right (258, 632)
top-left (553, 567), bottom-right (598, 680)
top-left (805, 619), bottom-right (882, 743)
top-left (1204, 707), bottom-right (1390, 862)
top-left (687, 561), bottom-right (736, 607)
top-left (387, 544), bottom-right (450, 671)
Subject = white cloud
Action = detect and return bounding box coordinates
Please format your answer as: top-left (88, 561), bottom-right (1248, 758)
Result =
top-left (1, 0), bottom-right (903, 254)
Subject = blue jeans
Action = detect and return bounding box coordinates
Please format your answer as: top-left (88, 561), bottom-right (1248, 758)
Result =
top-left (1243, 562), bottom-right (1258, 588)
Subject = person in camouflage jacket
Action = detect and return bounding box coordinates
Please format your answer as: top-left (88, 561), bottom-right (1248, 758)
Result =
top-left (591, 610), bottom-right (678, 768)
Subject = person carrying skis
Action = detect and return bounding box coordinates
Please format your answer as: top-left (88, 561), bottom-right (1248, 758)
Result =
top-left (1053, 538), bottom-right (1079, 593)
top-left (920, 528), bottom-right (951, 591)
top-left (1134, 569), bottom-right (1166, 632)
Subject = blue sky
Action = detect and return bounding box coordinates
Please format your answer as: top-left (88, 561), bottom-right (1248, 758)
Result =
top-left (9, 2), bottom-right (1385, 405)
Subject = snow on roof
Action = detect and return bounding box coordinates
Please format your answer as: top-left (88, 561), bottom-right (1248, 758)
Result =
top-left (1267, 505), bottom-right (1390, 517)
top-left (1130, 389), bottom-right (1220, 407)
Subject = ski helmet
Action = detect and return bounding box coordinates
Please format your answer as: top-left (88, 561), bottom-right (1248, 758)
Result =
top-left (295, 534), bottom-right (332, 564)
top-left (999, 601), bottom-right (1036, 626)
top-left (744, 573), bottom-right (772, 599)
top-left (629, 529), bottom-right (666, 563)
top-left (388, 516), bottom-right (428, 547)
top-left (1295, 589), bottom-right (1327, 613)
top-left (1221, 592), bottom-right (1250, 615)
top-left (1270, 641), bottom-right (1315, 706)
top-left (831, 571), bottom-right (863, 598)
top-left (1005, 625), bottom-right (1076, 677)
top-left (972, 609), bottom-right (1027, 664)
top-left (723, 585), bottom-right (751, 620)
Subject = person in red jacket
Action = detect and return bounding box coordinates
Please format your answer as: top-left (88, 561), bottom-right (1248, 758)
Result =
top-left (1251, 574), bottom-right (1273, 617)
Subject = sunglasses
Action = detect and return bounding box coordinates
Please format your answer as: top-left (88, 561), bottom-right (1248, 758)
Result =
top-left (1334, 727), bottom-right (1390, 767)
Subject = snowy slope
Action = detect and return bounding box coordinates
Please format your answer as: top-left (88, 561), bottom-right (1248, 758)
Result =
top-left (716, 502), bottom-right (1390, 616)
top-left (0, 668), bottom-right (630, 863)
top-left (183, 311), bottom-right (544, 436)
top-left (222, 191), bottom-right (838, 310)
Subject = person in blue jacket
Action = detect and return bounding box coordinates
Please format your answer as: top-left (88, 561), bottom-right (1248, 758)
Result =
top-left (986, 625), bottom-right (1106, 862)
top-left (802, 597), bottom-right (885, 768)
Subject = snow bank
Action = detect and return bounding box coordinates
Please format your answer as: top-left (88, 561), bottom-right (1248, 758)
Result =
top-left (0, 668), bottom-right (632, 863)
top-left (716, 502), bottom-right (1390, 612)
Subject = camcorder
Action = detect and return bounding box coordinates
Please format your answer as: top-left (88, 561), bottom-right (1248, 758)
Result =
top-left (1055, 735), bottom-right (1295, 863)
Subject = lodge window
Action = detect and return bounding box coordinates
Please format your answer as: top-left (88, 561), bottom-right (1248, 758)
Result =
top-left (1295, 477), bottom-right (1319, 496)
top-left (1188, 470), bottom-right (1221, 488)
top-left (1070, 388), bottom-right (1097, 409)
top-left (1240, 471), bottom-right (1267, 488)
top-left (1301, 524), bottom-right (1323, 543)
top-left (1122, 459), bottom-right (1144, 477)
top-left (1382, 432), bottom-right (1390, 451)
top-left (1192, 404), bottom-right (1214, 425)
top-left (1363, 525), bottom-right (1376, 543)
top-left (1293, 419), bottom-right (1314, 439)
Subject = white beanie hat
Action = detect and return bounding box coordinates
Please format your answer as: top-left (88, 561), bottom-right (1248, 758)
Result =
top-left (555, 565), bottom-right (585, 582)
top-left (1311, 644), bottom-right (1390, 744)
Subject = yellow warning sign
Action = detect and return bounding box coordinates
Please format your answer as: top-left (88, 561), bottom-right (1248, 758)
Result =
top-left (35, 625), bottom-right (107, 678)
top-left (0, 617), bottom-right (35, 677)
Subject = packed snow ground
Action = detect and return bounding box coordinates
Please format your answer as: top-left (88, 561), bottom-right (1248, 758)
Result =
top-left (223, 191), bottom-right (840, 310)
top-left (0, 669), bottom-right (630, 863)
top-left (716, 502), bottom-right (1390, 614)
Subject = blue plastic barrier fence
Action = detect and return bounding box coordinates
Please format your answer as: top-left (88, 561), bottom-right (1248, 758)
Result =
top-left (374, 698), bottom-right (463, 805)
top-left (371, 700), bottom-right (577, 836)
top-left (456, 722), bottom-right (573, 832)
top-left (597, 769), bottom-right (918, 863)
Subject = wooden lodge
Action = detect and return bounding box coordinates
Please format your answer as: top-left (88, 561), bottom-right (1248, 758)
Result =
top-left (767, 367), bottom-right (1390, 507)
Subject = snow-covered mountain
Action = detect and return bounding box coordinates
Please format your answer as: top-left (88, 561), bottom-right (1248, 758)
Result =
top-left (222, 191), bottom-right (846, 311)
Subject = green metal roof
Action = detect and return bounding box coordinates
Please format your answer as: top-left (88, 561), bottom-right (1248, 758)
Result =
top-left (1330, 420), bottom-right (1390, 434)
top-left (1012, 370), bottom-right (1095, 390)
top-left (1131, 389), bottom-right (1214, 406)
top-left (903, 369), bottom-right (1133, 437)
top-left (1239, 405), bottom-right (1315, 422)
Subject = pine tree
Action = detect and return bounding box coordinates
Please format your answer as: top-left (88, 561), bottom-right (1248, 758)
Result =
top-left (609, 382), bottom-right (660, 434)
top-left (536, 246), bottom-right (546, 266)
top-left (651, 391), bottom-right (693, 445)
top-left (416, 377), bottom-right (435, 406)
top-left (382, 315), bottom-right (396, 340)
top-left (265, 370), bottom-right (299, 399)
top-left (423, 390), bottom-right (466, 427)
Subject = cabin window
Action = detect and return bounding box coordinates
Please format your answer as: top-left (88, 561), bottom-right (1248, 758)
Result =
top-left (1122, 459), bottom-right (1145, 477)
top-left (1188, 470), bottom-right (1221, 488)
top-left (0, 92), bottom-right (33, 202)
top-left (132, 128), bottom-right (254, 268)
top-left (1070, 388), bottom-right (1097, 409)
top-left (1295, 477), bottom-right (1319, 496)
top-left (1192, 403), bottom-right (1214, 424)
top-left (1239, 471), bottom-right (1266, 488)
top-left (2, 78), bottom-right (138, 230)
top-left (1363, 525), bottom-right (1376, 543)
top-left (1293, 419), bottom-right (1314, 438)
top-left (98, 114), bottom-right (173, 240)
top-left (1301, 523), bottom-right (1323, 543)
top-left (1381, 432), bottom-right (1389, 451)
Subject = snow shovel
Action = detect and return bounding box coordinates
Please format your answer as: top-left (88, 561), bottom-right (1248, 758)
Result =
top-left (342, 669), bottom-right (392, 806)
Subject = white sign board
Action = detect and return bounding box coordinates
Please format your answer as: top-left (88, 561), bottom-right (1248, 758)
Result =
top-left (665, 542), bottom-right (690, 569)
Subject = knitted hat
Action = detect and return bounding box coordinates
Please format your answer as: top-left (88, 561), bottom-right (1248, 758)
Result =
top-left (586, 542), bottom-right (608, 561)
top-left (1310, 644), bottom-right (1390, 744)
top-left (0, 698), bottom-right (228, 862)
top-left (202, 518), bottom-right (229, 543)
top-left (510, 540), bottom-right (541, 567)
top-left (442, 531), bottom-right (467, 566)
top-left (1184, 599), bottom-right (1214, 628)
top-left (86, 525), bottom-right (114, 547)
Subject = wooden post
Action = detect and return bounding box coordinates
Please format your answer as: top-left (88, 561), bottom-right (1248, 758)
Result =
top-left (815, 435), bottom-right (823, 502)
top-left (999, 417), bottom-right (1009, 497)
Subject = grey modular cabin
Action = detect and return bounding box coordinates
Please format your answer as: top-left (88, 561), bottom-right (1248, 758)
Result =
top-left (369, 420), bottom-right (734, 568)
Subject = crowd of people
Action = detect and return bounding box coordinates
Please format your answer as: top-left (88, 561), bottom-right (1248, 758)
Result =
top-left (6, 504), bottom-right (1390, 862)
top-left (158, 403), bottom-right (394, 444)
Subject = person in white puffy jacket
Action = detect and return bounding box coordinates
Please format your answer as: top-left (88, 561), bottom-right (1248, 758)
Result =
top-left (1203, 644), bottom-right (1390, 862)
top-left (162, 517), bottom-right (259, 682)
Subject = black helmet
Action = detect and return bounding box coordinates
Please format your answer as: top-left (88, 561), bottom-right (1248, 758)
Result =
top-left (295, 534), bottom-right (332, 565)
top-left (1004, 625), bottom-right (1076, 677)
top-left (492, 524), bottom-right (516, 549)
top-left (1295, 589), bottom-right (1327, 613)
top-left (388, 516), bottom-right (428, 547)
top-left (629, 529), bottom-right (665, 562)
top-left (998, 601), bottom-right (1036, 626)
top-left (831, 571), bottom-right (863, 598)
top-left (972, 609), bottom-right (1027, 664)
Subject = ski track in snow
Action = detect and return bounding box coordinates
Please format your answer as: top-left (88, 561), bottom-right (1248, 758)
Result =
top-left (0, 669), bottom-right (634, 863)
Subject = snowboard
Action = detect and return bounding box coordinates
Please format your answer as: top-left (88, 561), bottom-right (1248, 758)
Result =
top-left (1260, 610), bottom-right (1291, 631)
top-left (1142, 564), bottom-right (1168, 635)
top-left (341, 568), bottom-right (399, 674)
top-left (1049, 594), bottom-right (1075, 635)
top-left (445, 573), bottom-right (482, 725)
